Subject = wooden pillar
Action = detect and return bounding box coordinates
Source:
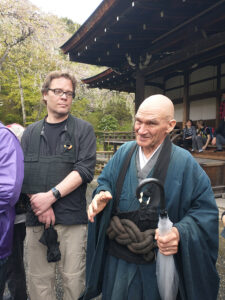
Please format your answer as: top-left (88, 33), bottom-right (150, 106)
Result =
top-left (216, 64), bottom-right (221, 128)
top-left (182, 71), bottom-right (190, 128)
top-left (135, 70), bottom-right (145, 112)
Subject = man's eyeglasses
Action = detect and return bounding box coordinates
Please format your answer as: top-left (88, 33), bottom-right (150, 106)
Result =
top-left (48, 88), bottom-right (75, 99)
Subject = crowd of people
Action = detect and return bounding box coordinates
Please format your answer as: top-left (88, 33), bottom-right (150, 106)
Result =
top-left (179, 117), bottom-right (225, 153)
top-left (0, 70), bottom-right (224, 300)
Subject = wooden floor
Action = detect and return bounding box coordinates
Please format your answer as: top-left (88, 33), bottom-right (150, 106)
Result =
top-left (192, 149), bottom-right (225, 161)
top-left (191, 149), bottom-right (225, 191)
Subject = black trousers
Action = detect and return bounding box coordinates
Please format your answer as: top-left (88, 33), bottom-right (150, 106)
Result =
top-left (0, 258), bottom-right (8, 300)
top-left (183, 138), bottom-right (192, 149)
top-left (5, 222), bottom-right (27, 300)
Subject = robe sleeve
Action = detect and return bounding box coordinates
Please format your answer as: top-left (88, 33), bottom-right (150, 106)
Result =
top-left (173, 155), bottom-right (219, 300)
top-left (80, 142), bottom-right (136, 300)
top-left (0, 128), bottom-right (24, 213)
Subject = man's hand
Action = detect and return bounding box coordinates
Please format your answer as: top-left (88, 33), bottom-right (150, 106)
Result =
top-left (155, 227), bottom-right (180, 256)
top-left (211, 137), bottom-right (216, 145)
top-left (29, 191), bottom-right (56, 216)
top-left (88, 191), bottom-right (112, 223)
top-left (38, 207), bottom-right (55, 229)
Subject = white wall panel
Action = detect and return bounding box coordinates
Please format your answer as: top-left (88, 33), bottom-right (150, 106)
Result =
top-left (221, 76), bottom-right (225, 89)
top-left (221, 63), bottom-right (225, 75)
top-left (165, 75), bottom-right (184, 89)
top-left (165, 88), bottom-right (184, 100)
top-left (174, 103), bottom-right (183, 122)
top-left (190, 66), bottom-right (217, 82)
top-left (189, 79), bottom-right (217, 95)
top-left (189, 98), bottom-right (216, 120)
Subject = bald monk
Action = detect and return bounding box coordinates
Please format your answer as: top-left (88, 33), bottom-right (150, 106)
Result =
top-left (80, 95), bottom-right (219, 300)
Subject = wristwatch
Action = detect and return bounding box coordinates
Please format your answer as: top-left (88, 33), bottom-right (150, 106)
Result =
top-left (51, 187), bottom-right (61, 200)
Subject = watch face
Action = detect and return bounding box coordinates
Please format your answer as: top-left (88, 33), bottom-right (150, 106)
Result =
top-left (52, 188), bottom-right (61, 199)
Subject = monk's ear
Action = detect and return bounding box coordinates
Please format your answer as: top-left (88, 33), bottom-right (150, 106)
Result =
top-left (166, 119), bottom-right (176, 134)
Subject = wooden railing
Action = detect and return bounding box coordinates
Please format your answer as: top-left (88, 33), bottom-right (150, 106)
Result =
top-left (96, 129), bottom-right (183, 153)
top-left (95, 131), bottom-right (135, 142)
top-left (95, 131), bottom-right (135, 152)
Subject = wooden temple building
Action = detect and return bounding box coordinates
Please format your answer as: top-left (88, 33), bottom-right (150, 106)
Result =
top-left (61, 0), bottom-right (225, 191)
top-left (61, 0), bottom-right (225, 128)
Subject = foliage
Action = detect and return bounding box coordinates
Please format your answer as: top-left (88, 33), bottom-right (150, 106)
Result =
top-left (97, 115), bottom-right (119, 131)
top-left (104, 97), bottom-right (133, 127)
top-left (0, 0), bottom-right (135, 129)
top-left (61, 17), bottom-right (80, 34)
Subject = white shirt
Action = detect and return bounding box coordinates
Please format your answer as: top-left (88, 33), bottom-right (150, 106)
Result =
top-left (138, 144), bottom-right (162, 169)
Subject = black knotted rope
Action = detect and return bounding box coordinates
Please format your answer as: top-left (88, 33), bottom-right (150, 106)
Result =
top-left (107, 216), bottom-right (157, 262)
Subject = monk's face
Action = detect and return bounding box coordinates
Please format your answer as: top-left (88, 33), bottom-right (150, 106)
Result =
top-left (134, 97), bottom-right (175, 154)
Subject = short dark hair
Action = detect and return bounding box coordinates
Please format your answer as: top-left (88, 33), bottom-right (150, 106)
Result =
top-left (187, 119), bottom-right (193, 126)
top-left (41, 71), bottom-right (77, 104)
top-left (197, 120), bottom-right (204, 127)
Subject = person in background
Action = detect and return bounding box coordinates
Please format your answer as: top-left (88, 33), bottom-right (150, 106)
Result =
top-left (192, 120), bottom-right (211, 152)
top-left (21, 71), bottom-right (96, 300)
top-left (211, 116), bottom-right (225, 152)
top-left (81, 95), bottom-right (219, 300)
top-left (182, 119), bottom-right (196, 150)
top-left (4, 124), bottom-right (27, 300)
top-left (222, 211), bottom-right (225, 227)
top-left (0, 122), bottom-right (24, 300)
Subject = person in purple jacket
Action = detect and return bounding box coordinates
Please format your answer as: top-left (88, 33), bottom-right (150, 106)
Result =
top-left (0, 122), bottom-right (24, 300)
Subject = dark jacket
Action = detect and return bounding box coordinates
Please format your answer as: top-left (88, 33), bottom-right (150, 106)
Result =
top-left (21, 114), bottom-right (96, 226)
top-left (0, 123), bottom-right (24, 259)
top-left (214, 119), bottom-right (225, 138)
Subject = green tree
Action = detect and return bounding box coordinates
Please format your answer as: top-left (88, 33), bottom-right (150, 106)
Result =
top-left (103, 95), bottom-right (133, 130)
top-left (61, 17), bottom-right (80, 34)
top-left (98, 115), bottom-right (119, 131)
top-left (0, 0), bottom-right (135, 128)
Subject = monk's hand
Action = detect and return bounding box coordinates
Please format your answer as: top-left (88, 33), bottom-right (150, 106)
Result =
top-left (155, 227), bottom-right (180, 256)
top-left (88, 191), bottom-right (112, 223)
top-left (30, 191), bottom-right (56, 216)
top-left (38, 207), bottom-right (55, 229)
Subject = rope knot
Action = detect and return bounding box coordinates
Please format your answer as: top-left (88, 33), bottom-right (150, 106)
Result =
top-left (107, 216), bottom-right (157, 262)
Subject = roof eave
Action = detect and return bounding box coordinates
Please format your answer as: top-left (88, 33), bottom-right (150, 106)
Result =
top-left (61, 0), bottom-right (120, 54)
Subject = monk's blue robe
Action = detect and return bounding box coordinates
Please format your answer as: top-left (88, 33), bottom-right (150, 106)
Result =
top-left (80, 142), bottom-right (219, 300)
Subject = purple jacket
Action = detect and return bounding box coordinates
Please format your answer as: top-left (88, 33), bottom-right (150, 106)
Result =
top-left (0, 122), bottom-right (24, 259)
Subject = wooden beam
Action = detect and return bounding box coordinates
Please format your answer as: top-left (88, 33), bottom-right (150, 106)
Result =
top-left (216, 64), bottom-right (222, 127)
top-left (182, 71), bottom-right (189, 128)
top-left (135, 71), bottom-right (145, 112)
top-left (142, 31), bottom-right (225, 78)
top-left (150, 0), bottom-right (225, 45)
top-left (138, 2), bottom-right (225, 64)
